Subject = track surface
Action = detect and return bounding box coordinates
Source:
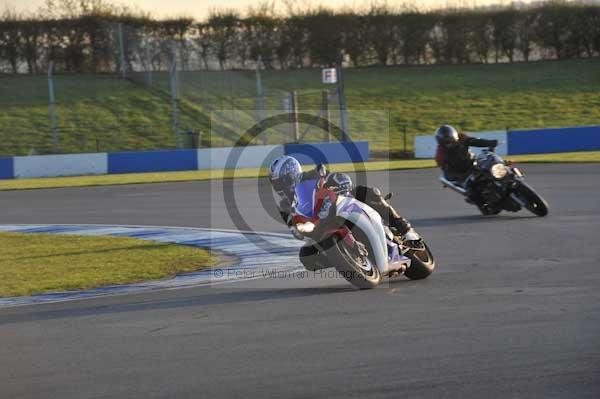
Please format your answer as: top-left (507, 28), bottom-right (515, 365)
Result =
top-left (1, 164), bottom-right (599, 398)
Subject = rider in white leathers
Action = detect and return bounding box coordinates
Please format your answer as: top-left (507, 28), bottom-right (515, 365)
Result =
top-left (268, 156), bottom-right (420, 271)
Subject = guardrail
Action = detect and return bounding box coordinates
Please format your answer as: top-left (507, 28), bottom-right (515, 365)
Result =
top-left (415, 131), bottom-right (508, 158)
top-left (0, 141), bottom-right (369, 180)
top-left (507, 126), bottom-right (600, 155)
top-left (414, 125), bottom-right (600, 158)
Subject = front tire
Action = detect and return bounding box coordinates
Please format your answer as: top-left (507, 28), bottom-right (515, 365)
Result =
top-left (404, 241), bottom-right (435, 280)
top-left (514, 183), bottom-right (549, 217)
top-left (325, 236), bottom-right (382, 289)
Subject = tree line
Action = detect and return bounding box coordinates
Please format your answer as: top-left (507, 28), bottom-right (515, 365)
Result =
top-left (1, 0), bottom-right (599, 74)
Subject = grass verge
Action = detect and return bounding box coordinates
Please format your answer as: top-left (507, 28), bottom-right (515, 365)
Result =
top-left (0, 232), bottom-right (217, 297)
top-left (2, 59), bottom-right (600, 155)
top-left (0, 151), bottom-right (598, 191)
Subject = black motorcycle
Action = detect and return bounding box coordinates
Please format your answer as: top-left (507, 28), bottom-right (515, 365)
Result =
top-left (439, 149), bottom-right (549, 217)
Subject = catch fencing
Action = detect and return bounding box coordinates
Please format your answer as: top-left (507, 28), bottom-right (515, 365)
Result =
top-left (0, 22), bottom-right (351, 157)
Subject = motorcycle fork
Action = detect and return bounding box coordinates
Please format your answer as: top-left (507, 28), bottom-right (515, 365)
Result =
top-left (318, 225), bottom-right (355, 248)
top-left (339, 229), bottom-right (369, 258)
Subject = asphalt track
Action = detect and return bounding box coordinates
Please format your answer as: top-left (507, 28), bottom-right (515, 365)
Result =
top-left (1, 164), bottom-right (599, 399)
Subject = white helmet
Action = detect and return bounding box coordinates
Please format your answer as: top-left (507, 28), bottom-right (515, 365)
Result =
top-left (269, 156), bottom-right (302, 198)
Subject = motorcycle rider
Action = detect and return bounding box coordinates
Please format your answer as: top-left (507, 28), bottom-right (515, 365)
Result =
top-left (268, 155), bottom-right (419, 271)
top-left (434, 124), bottom-right (499, 211)
top-left (435, 125), bottom-right (499, 183)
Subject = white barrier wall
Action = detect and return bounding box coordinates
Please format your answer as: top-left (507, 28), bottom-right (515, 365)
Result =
top-left (414, 131), bottom-right (508, 158)
top-left (198, 145), bottom-right (284, 170)
top-left (13, 153), bottom-right (108, 178)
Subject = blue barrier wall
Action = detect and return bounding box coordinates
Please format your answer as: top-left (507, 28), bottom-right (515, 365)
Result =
top-left (284, 141), bottom-right (369, 165)
top-left (107, 149), bottom-right (198, 174)
top-left (0, 158), bottom-right (14, 179)
top-left (508, 126), bottom-right (600, 155)
top-left (4, 127), bottom-right (598, 180)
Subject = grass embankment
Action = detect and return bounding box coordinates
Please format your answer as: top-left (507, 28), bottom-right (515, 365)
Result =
top-left (1, 151), bottom-right (597, 191)
top-left (1, 58), bottom-right (599, 156)
top-left (0, 74), bottom-right (211, 156)
top-left (0, 232), bottom-right (217, 297)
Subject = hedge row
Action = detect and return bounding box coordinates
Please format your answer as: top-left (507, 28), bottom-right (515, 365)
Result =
top-left (1, 1), bottom-right (599, 73)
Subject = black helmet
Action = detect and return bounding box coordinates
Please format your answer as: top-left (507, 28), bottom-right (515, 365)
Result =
top-left (435, 125), bottom-right (459, 146)
top-left (324, 173), bottom-right (353, 196)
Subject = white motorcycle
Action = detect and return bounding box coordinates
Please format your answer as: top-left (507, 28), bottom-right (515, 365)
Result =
top-left (291, 176), bottom-right (435, 289)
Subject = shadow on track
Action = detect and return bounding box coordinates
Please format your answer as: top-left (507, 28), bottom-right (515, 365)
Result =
top-left (411, 213), bottom-right (538, 228)
top-left (0, 286), bottom-right (357, 325)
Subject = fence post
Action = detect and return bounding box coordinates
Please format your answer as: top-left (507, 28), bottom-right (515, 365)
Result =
top-left (47, 61), bottom-right (58, 152)
top-left (144, 36), bottom-right (152, 85)
top-left (255, 56), bottom-right (266, 144)
top-left (336, 51), bottom-right (349, 141)
top-left (322, 89), bottom-right (331, 142)
top-left (169, 57), bottom-right (181, 148)
top-left (290, 91), bottom-right (299, 143)
top-left (199, 66), bottom-right (205, 108)
top-left (227, 70), bottom-right (237, 132)
top-left (118, 23), bottom-right (127, 79)
top-left (403, 123), bottom-right (408, 154)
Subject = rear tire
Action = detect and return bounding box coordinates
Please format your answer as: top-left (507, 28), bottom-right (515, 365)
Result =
top-left (515, 183), bottom-right (549, 217)
top-left (404, 241), bottom-right (435, 280)
top-left (325, 235), bottom-right (382, 289)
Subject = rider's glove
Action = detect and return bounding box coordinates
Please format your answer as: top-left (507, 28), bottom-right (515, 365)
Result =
top-left (316, 163), bottom-right (327, 177)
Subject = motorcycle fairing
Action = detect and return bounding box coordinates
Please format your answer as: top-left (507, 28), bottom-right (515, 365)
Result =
top-left (336, 196), bottom-right (410, 275)
top-left (294, 179), bottom-right (318, 219)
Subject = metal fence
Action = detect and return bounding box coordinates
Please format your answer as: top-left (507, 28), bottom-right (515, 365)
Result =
top-left (125, 41), bottom-right (350, 150)
top-left (0, 23), bottom-right (355, 157)
top-left (3, 21), bottom-right (598, 158)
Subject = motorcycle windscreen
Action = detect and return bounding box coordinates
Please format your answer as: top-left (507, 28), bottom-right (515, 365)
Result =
top-left (294, 179), bottom-right (318, 218)
top-left (477, 152), bottom-right (503, 169)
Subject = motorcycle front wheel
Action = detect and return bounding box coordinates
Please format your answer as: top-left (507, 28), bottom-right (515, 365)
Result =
top-left (325, 235), bottom-right (382, 289)
top-left (514, 183), bottom-right (549, 217)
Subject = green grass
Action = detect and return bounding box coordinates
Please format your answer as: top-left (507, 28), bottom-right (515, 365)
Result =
top-left (0, 232), bottom-right (217, 297)
top-left (222, 59), bottom-right (600, 151)
top-left (0, 74), bottom-right (212, 156)
top-left (2, 59), bottom-right (599, 156)
top-left (1, 152), bottom-right (597, 191)
top-left (0, 168), bottom-right (267, 190)
top-left (509, 151), bottom-right (600, 163)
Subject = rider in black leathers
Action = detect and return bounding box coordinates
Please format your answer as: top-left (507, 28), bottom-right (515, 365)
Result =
top-left (435, 125), bottom-right (498, 184)
top-left (434, 124), bottom-right (499, 213)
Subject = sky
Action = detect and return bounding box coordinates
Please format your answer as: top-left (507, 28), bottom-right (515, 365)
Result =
top-left (2, 0), bottom-right (536, 19)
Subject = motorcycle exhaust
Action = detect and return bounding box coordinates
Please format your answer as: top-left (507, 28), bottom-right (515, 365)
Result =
top-left (439, 176), bottom-right (467, 196)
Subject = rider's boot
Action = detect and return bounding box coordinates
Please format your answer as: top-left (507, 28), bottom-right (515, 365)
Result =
top-left (354, 185), bottom-right (419, 240)
top-left (464, 182), bottom-right (494, 215)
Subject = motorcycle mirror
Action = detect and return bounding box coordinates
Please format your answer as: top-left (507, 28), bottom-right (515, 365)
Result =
top-left (384, 192), bottom-right (393, 200)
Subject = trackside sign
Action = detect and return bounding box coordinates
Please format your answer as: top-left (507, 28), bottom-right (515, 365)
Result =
top-left (322, 68), bottom-right (337, 84)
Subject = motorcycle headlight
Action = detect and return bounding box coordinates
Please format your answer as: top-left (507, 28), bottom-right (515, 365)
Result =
top-left (491, 163), bottom-right (508, 179)
top-left (296, 222), bottom-right (315, 234)
top-left (318, 196), bottom-right (332, 219)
